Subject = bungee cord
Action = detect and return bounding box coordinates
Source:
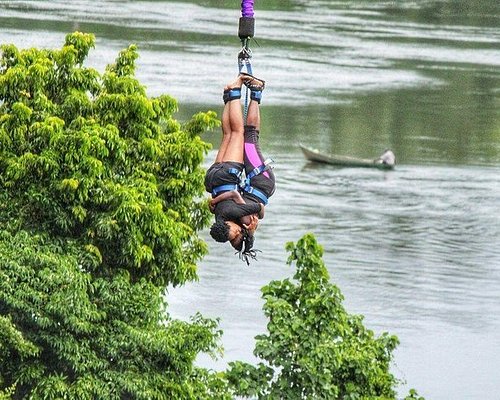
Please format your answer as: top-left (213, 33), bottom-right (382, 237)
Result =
top-left (238, 0), bottom-right (256, 123)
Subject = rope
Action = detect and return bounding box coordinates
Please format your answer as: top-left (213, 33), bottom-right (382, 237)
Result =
top-left (241, 0), bottom-right (254, 17)
top-left (238, 54), bottom-right (252, 123)
top-left (238, 0), bottom-right (255, 124)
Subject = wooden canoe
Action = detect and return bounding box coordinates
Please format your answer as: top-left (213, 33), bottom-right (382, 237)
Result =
top-left (299, 144), bottom-right (395, 170)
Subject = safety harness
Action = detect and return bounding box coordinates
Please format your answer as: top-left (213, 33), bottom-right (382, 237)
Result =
top-left (212, 159), bottom-right (273, 205)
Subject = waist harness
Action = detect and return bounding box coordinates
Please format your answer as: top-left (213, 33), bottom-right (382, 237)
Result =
top-left (212, 159), bottom-right (273, 205)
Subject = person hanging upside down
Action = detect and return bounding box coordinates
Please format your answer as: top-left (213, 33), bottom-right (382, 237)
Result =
top-left (204, 73), bottom-right (275, 261)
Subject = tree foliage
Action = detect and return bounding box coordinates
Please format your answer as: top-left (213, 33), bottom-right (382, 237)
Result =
top-left (0, 32), bottom-right (219, 287)
top-left (226, 234), bottom-right (423, 400)
top-left (0, 231), bottom-right (229, 399)
top-left (0, 33), bottom-right (227, 399)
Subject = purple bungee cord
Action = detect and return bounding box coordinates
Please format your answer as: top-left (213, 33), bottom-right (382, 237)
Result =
top-left (241, 0), bottom-right (254, 18)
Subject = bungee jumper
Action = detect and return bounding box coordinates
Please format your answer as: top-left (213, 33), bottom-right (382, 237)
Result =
top-left (204, 0), bottom-right (276, 264)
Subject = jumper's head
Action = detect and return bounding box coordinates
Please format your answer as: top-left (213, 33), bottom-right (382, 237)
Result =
top-left (210, 220), bottom-right (242, 244)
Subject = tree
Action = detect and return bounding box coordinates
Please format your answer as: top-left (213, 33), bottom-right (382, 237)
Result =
top-left (226, 234), bottom-right (423, 400)
top-left (0, 33), bottom-right (229, 399)
top-left (0, 231), bottom-right (231, 399)
top-left (0, 32), bottom-right (218, 288)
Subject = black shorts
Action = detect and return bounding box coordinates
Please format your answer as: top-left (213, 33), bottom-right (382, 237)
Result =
top-left (204, 161), bottom-right (244, 194)
top-left (247, 170), bottom-right (276, 199)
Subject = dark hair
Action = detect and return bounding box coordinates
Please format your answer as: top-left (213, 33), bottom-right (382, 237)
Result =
top-left (243, 231), bottom-right (254, 253)
top-left (210, 220), bottom-right (230, 243)
top-left (237, 229), bottom-right (260, 265)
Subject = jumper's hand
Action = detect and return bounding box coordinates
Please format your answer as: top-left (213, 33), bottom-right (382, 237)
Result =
top-left (243, 214), bottom-right (259, 233)
top-left (208, 198), bottom-right (216, 213)
top-left (258, 203), bottom-right (265, 219)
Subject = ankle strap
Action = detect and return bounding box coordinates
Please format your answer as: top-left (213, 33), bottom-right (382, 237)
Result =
top-left (223, 88), bottom-right (242, 104)
top-left (250, 90), bottom-right (262, 104)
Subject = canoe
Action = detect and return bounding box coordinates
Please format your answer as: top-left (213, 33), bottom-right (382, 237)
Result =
top-left (299, 144), bottom-right (395, 170)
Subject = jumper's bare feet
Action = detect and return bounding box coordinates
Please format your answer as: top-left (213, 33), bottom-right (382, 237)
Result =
top-left (240, 72), bottom-right (265, 91)
top-left (224, 75), bottom-right (245, 91)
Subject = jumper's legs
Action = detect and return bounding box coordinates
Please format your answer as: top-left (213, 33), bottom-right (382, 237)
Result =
top-left (214, 76), bottom-right (246, 164)
top-left (243, 91), bottom-right (276, 199)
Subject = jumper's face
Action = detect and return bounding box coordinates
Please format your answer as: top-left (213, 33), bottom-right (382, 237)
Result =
top-left (227, 221), bottom-right (244, 250)
top-left (226, 221), bottom-right (242, 240)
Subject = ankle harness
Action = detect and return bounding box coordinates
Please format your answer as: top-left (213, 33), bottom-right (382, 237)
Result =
top-left (223, 88), bottom-right (242, 104)
top-left (250, 90), bottom-right (262, 104)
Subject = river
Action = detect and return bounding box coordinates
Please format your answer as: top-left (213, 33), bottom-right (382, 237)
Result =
top-left (1, 1), bottom-right (499, 399)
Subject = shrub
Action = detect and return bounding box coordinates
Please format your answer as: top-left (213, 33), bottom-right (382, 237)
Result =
top-left (226, 234), bottom-right (423, 400)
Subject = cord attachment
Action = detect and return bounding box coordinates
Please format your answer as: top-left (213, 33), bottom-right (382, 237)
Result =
top-left (238, 16), bottom-right (255, 39)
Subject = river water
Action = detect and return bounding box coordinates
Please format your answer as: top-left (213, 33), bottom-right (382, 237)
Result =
top-left (1, 1), bottom-right (499, 399)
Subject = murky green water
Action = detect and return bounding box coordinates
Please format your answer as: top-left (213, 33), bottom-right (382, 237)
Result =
top-left (1, 1), bottom-right (499, 398)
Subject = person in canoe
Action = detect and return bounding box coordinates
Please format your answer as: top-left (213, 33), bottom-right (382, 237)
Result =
top-left (205, 73), bottom-right (275, 263)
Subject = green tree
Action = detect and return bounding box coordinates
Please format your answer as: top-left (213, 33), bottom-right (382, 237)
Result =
top-left (0, 32), bottom-right (218, 288)
top-left (0, 231), bottom-right (230, 399)
top-left (0, 33), bottom-right (229, 399)
top-left (226, 234), bottom-right (423, 400)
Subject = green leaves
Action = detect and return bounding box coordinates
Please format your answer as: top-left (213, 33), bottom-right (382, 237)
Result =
top-left (227, 234), bottom-right (414, 400)
top-left (0, 230), bottom-right (228, 399)
top-left (0, 32), bottom-right (214, 287)
top-left (107, 45), bottom-right (139, 78)
top-left (0, 33), bottom-right (224, 398)
top-left (63, 32), bottom-right (95, 66)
